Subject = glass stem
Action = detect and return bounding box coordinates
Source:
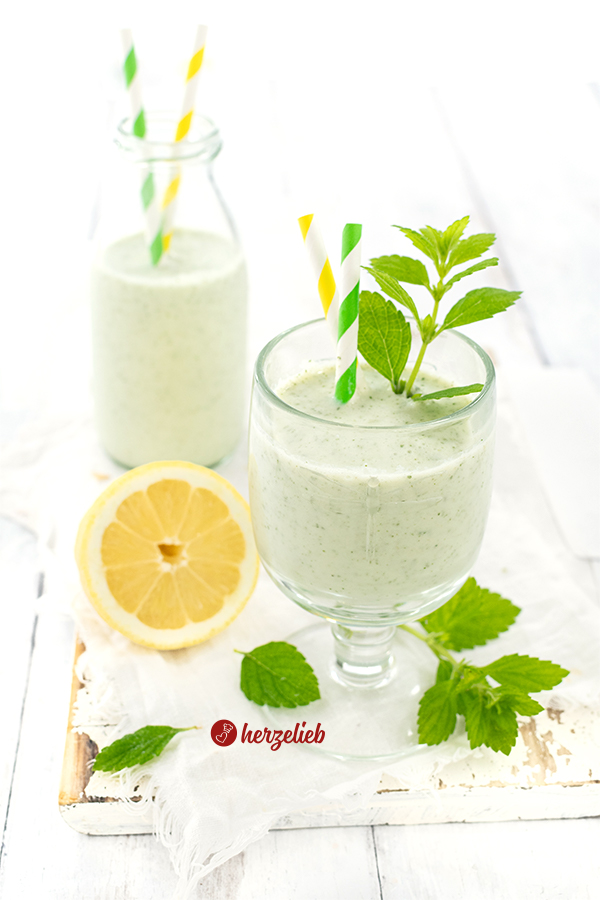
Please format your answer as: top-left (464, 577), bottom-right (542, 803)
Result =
top-left (331, 624), bottom-right (397, 688)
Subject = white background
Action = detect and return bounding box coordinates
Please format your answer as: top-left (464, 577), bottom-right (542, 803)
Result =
top-left (0, 2), bottom-right (599, 898)
top-left (0, 0), bottom-right (598, 417)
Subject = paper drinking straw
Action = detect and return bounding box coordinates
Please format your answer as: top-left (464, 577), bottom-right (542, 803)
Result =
top-left (335, 224), bottom-right (362, 403)
top-left (175, 24), bottom-right (208, 141)
top-left (298, 214), bottom-right (339, 345)
top-left (121, 30), bottom-right (145, 138)
top-left (120, 29), bottom-right (163, 265)
top-left (162, 24), bottom-right (208, 253)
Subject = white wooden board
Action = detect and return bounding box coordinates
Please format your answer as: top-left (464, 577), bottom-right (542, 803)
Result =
top-left (59, 637), bottom-right (600, 836)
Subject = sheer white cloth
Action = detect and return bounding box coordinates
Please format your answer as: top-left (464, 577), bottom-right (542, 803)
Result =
top-left (1, 388), bottom-right (598, 899)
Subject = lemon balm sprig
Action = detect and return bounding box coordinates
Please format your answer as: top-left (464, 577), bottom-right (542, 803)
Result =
top-left (358, 216), bottom-right (521, 399)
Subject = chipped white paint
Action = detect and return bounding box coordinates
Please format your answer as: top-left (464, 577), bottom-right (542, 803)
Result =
top-left (61, 667), bottom-right (600, 835)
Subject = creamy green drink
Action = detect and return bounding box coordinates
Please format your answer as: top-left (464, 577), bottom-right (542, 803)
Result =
top-left (247, 218), bottom-right (513, 759)
top-left (91, 228), bottom-right (247, 468)
top-left (249, 320), bottom-right (496, 625)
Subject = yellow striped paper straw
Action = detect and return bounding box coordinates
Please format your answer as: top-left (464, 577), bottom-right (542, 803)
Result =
top-left (335, 224), bottom-right (362, 402)
top-left (162, 24), bottom-right (208, 252)
top-left (298, 214), bottom-right (339, 345)
top-left (120, 29), bottom-right (163, 265)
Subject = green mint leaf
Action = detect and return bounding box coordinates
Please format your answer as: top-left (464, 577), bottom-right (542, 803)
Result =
top-left (364, 267), bottom-right (421, 323)
top-left (393, 225), bottom-right (440, 265)
top-left (440, 287), bottom-right (521, 331)
top-left (93, 725), bottom-right (191, 772)
top-left (439, 216), bottom-right (470, 258)
top-left (238, 641), bottom-right (320, 708)
top-left (357, 291), bottom-right (412, 391)
top-left (417, 679), bottom-right (458, 745)
top-left (435, 659), bottom-right (454, 683)
top-left (447, 233), bottom-right (496, 269)
top-left (461, 690), bottom-right (519, 755)
top-left (420, 577), bottom-right (520, 651)
top-left (483, 654), bottom-right (569, 693)
top-left (370, 255), bottom-right (430, 288)
top-left (419, 226), bottom-right (444, 263)
top-left (498, 688), bottom-right (544, 716)
top-left (411, 383), bottom-right (483, 402)
top-left (444, 258), bottom-right (499, 290)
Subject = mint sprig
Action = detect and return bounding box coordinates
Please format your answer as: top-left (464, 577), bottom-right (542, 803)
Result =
top-left (404, 579), bottom-right (569, 755)
top-left (236, 641), bottom-right (320, 708)
top-left (360, 217), bottom-right (521, 399)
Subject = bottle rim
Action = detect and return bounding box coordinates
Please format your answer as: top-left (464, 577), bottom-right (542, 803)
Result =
top-left (115, 112), bottom-right (222, 164)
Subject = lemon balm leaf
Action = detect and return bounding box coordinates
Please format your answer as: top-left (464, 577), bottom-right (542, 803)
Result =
top-left (440, 287), bottom-right (520, 331)
top-left (418, 679), bottom-right (459, 744)
top-left (93, 725), bottom-right (195, 772)
top-left (447, 232), bottom-right (496, 269)
top-left (435, 659), bottom-right (454, 683)
top-left (369, 254), bottom-right (431, 288)
top-left (411, 383), bottom-right (483, 402)
top-left (439, 216), bottom-right (471, 258)
top-left (483, 655), bottom-right (570, 692)
top-left (461, 690), bottom-right (519, 755)
top-left (237, 641), bottom-right (320, 708)
top-left (364, 267), bottom-right (421, 323)
top-left (420, 578), bottom-right (520, 650)
top-left (357, 292), bottom-right (412, 392)
top-left (444, 257), bottom-right (499, 290)
top-left (393, 225), bottom-right (440, 264)
top-left (498, 688), bottom-right (545, 716)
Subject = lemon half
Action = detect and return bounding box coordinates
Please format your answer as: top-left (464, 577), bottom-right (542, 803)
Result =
top-left (76, 461), bottom-right (259, 650)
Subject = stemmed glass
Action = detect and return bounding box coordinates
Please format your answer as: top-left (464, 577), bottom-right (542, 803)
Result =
top-left (249, 319), bottom-right (496, 759)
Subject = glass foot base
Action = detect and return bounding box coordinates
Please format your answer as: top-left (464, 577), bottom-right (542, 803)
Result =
top-left (264, 622), bottom-right (438, 761)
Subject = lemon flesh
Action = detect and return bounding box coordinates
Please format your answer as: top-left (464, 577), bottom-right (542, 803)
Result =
top-left (76, 462), bottom-right (259, 649)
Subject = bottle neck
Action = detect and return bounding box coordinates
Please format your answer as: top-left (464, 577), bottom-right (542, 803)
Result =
top-left (115, 112), bottom-right (222, 166)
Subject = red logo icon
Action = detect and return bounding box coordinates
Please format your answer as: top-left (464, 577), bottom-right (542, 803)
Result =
top-left (211, 719), bottom-right (237, 746)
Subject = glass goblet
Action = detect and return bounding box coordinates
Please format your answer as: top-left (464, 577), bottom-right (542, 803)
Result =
top-left (249, 319), bottom-right (496, 759)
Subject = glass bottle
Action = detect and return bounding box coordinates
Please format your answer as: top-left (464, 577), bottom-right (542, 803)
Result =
top-left (91, 113), bottom-right (247, 468)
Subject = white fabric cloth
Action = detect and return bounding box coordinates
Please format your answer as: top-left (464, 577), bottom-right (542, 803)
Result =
top-left (1, 385), bottom-right (599, 899)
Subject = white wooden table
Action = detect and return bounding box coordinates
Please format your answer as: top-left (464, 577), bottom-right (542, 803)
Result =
top-left (1, 7), bottom-right (599, 896)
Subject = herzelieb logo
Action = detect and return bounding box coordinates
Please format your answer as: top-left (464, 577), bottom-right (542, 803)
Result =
top-left (211, 719), bottom-right (326, 751)
top-left (210, 719), bottom-right (238, 746)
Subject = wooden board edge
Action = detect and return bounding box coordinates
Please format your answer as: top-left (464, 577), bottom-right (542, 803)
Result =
top-left (58, 635), bottom-right (99, 808)
top-left (59, 638), bottom-right (600, 836)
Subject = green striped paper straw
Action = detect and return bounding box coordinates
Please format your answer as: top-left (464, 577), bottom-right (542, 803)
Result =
top-left (120, 29), bottom-right (163, 265)
top-left (335, 224), bottom-right (362, 403)
top-left (121, 33), bottom-right (145, 137)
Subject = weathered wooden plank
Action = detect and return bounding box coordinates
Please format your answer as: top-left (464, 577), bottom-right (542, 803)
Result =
top-left (197, 826), bottom-right (383, 900)
top-left (374, 816), bottom-right (600, 900)
top-left (0, 610), bottom-right (186, 899)
top-left (0, 519), bottom-right (39, 851)
top-left (436, 83), bottom-right (600, 384)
